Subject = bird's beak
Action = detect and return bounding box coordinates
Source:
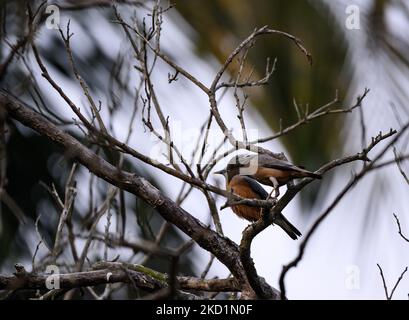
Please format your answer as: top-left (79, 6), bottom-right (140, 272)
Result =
top-left (214, 169), bottom-right (226, 175)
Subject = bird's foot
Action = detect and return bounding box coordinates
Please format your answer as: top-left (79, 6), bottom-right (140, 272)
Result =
top-left (267, 197), bottom-right (277, 206)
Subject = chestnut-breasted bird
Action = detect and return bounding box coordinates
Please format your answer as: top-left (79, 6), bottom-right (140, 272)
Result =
top-left (218, 154), bottom-right (322, 198)
top-left (214, 168), bottom-right (302, 240)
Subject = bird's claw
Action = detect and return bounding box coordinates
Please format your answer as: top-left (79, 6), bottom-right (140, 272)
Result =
top-left (267, 196), bottom-right (277, 206)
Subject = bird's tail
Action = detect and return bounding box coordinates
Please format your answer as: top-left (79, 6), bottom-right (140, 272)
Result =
top-left (300, 170), bottom-right (322, 180)
top-left (274, 214), bottom-right (302, 240)
top-left (294, 165), bottom-right (322, 179)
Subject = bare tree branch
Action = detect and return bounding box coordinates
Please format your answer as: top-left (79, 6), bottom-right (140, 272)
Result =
top-left (393, 213), bottom-right (409, 243)
top-left (0, 91), bottom-right (276, 299)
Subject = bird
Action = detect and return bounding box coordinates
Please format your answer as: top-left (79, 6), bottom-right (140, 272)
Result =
top-left (214, 167), bottom-right (302, 240)
top-left (217, 153), bottom-right (322, 198)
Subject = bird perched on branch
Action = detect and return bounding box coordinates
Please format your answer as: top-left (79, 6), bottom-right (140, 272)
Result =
top-left (217, 153), bottom-right (322, 198)
top-left (215, 161), bottom-right (302, 240)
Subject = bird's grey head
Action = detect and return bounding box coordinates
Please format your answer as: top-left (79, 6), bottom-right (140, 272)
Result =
top-left (214, 154), bottom-right (253, 181)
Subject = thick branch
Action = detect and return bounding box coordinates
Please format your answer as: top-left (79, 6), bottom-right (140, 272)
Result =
top-left (0, 268), bottom-right (164, 292)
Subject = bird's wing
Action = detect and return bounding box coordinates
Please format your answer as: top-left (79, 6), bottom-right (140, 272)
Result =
top-left (257, 154), bottom-right (305, 172)
top-left (242, 176), bottom-right (269, 199)
top-left (236, 153), bottom-right (307, 173)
